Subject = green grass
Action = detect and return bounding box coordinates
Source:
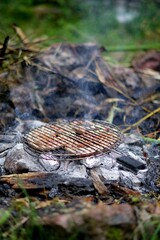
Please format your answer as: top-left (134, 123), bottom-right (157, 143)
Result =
top-left (135, 219), bottom-right (160, 240)
top-left (0, 194), bottom-right (160, 240)
top-left (0, 0), bottom-right (159, 66)
top-left (0, 0), bottom-right (160, 48)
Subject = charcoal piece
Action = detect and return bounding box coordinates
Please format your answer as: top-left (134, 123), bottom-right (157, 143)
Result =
top-left (117, 156), bottom-right (146, 172)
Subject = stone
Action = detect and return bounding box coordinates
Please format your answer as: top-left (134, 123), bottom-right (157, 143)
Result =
top-left (0, 133), bottom-right (18, 158)
top-left (63, 162), bottom-right (88, 180)
top-left (81, 156), bottom-right (103, 168)
top-left (119, 170), bottom-right (141, 188)
top-left (99, 154), bottom-right (118, 170)
top-left (39, 155), bottom-right (60, 172)
top-left (99, 167), bottom-right (120, 183)
top-left (0, 157), bottom-right (5, 166)
top-left (4, 143), bottom-right (43, 173)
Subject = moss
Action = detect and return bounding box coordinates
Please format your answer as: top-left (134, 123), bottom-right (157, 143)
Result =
top-left (105, 227), bottom-right (130, 240)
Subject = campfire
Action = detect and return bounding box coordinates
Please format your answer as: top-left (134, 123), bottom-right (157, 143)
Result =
top-left (0, 117), bottom-right (159, 195)
top-left (0, 4), bottom-right (160, 236)
top-left (0, 42), bottom-right (159, 203)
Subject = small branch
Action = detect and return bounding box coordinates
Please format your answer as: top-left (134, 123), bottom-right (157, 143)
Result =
top-left (0, 36), bottom-right (9, 67)
top-left (90, 169), bottom-right (109, 195)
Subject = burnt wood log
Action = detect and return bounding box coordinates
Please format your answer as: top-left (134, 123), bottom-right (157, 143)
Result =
top-left (0, 172), bottom-right (93, 191)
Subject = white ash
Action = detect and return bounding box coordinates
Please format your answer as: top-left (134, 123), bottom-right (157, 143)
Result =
top-left (118, 143), bottom-right (143, 155)
top-left (119, 170), bottom-right (141, 188)
top-left (62, 162), bottom-right (88, 182)
top-left (81, 154), bottom-right (117, 170)
top-left (143, 144), bottom-right (160, 162)
top-left (127, 150), bottom-right (145, 163)
top-left (98, 168), bottom-right (120, 183)
top-left (136, 169), bottom-right (149, 188)
top-left (0, 145), bottom-right (13, 158)
top-left (122, 133), bottom-right (143, 145)
top-left (1, 121), bottom-right (160, 193)
top-left (13, 119), bottom-right (46, 133)
top-left (0, 157), bottom-right (6, 175)
top-left (0, 138), bottom-right (18, 158)
top-left (141, 144), bottom-right (160, 190)
top-left (0, 134), bottom-right (16, 143)
top-left (4, 143), bottom-right (43, 173)
top-left (0, 140), bottom-right (148, 191)
top-left (101, 153), bottom-right (119, 169)
top-left (39, 153), bottom-right (60, 171)
top-left (39, 152), bottom-right (59, 161)
top-left (117, 143), bottom-right (146, 164)
top-left (81, 156), bottom-right (104, 169)
top-left (0, 156), bottom-right (6, 166)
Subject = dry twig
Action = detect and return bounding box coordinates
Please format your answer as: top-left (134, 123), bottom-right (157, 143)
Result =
top-left (122, 107), bottom-right (160, 133)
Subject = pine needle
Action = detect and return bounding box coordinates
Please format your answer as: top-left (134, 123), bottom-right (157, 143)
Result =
top-left (122, 107), bottom-right (160, 133)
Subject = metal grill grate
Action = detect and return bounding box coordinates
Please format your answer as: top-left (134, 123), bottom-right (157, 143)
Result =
top-left (23, 120), bottom-right (122, 160)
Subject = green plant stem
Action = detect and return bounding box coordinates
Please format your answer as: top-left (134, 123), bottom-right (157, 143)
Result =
top-left (106, 44), bottom-right (160, 52)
